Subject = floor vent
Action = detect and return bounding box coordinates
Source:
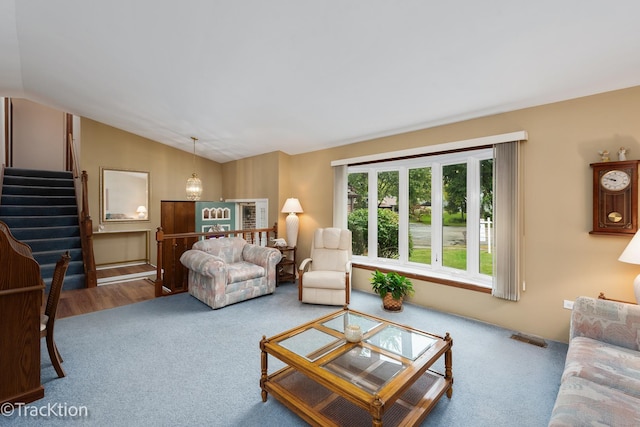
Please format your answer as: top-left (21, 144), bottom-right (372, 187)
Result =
top-left (510, 333), bottom-right (548, 348)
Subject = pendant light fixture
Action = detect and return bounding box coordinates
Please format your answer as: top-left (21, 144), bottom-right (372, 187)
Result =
top-left (186, 136), bottom-right (203, 200)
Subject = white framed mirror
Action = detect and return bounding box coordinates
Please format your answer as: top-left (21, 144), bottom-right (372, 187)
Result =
top-left (101, 168), bottom-right (150, 222)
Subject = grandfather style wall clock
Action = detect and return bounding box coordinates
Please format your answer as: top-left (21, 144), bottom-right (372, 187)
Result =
top-left (590, 160), bottom-right (640, 235)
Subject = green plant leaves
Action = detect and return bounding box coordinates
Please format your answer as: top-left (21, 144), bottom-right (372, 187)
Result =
top-left (370, 270), bottom-right (414, 300)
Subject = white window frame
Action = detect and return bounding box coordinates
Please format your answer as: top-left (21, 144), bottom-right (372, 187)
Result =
top-left (348, 148), bottom-right (493, 288)
top-left (333, 131), bottom-right (527, 298)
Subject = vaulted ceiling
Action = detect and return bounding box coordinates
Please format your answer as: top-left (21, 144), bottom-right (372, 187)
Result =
top-left (2, 1), bottom-right (640, 163)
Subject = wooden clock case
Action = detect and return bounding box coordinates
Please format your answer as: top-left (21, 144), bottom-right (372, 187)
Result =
top-left (590, 160), bottom-right (639, 236)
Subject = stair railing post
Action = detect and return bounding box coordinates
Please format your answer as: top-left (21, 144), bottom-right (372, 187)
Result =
top-left (80, 171), bottom-right (97, 287)
top-left (155, 227), bottom-right (165, 297)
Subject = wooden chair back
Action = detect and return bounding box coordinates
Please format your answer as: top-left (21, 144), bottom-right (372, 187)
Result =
top-left (44, 251), bottom-right (71, 328)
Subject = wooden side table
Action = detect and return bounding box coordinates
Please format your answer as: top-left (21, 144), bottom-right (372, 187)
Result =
top-left (273, 246), bottom-right (296, 285)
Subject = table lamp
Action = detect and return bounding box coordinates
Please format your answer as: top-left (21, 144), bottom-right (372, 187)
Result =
top-left (281, 198), bottom-right (303, 248)
top-left (136, 205), bottom-right (147, 219)
top-left (618, 230), bottom-right (640, 303)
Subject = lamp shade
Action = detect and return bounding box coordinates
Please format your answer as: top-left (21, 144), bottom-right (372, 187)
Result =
top-left (619, 231), bottom-right (640, 265)
top-left (281, 198), bottom-right (303, 214)
top-left (186, 173), bottom-right (202, 201)
top-left (619, 230), bottom-right (640, 303)
top-left (136, 206), bottom-right (147, 219)
top-left (186, 136), bottom-right (202, 200)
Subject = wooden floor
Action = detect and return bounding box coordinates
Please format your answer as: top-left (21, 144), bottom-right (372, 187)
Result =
top-left (57, 264), bottom-right (157, 319)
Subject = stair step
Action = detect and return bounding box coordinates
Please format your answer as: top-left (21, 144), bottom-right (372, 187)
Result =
top-left (24, 236), bottom-right (82, 252)
top-left (40, 259), bottom-right (85, 278)
top-left (2, 184), bottom-right (76, 196)
top-left (32, 248), bottom-right (83, 265)
top-left (9, 226), bottom-right (80, 240)
top-left (3, 175), bottom-right (74, 188)
top-left (4, 167), bottom-right (74, 180)
top-left (43, 272), bottom-right (85, 292)
top-left (0, 215), bottom-right (79, 228)
top-left (1, 194), bottom-right (77, 206)
top-left (0, 205), bottom-right (78, 216)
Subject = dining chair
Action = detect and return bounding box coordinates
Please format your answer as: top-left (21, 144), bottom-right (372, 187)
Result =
top-left (41, 251), bottom-right (71, 378)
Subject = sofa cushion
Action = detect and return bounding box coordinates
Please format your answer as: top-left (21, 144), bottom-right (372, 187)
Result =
top-left (312, 248), bottom-right (349, 272)
top-left (549, 376), bottom-right (640, 426)
top-left (570, 296), bottom-right (640, 351)
top-left (192, 237), bottom-right (246, 264)
top-left (302, 270), bottom-right (346, 289)
top-left (226, 261), bottom-right (265, 283)
top-left (562, 336), bottom-right (640, 399)
top-left (313, 227), bottom-right (350, 250)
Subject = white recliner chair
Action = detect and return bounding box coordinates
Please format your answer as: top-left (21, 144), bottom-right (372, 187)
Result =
top-left (298, 227), bottom-right (352, 306)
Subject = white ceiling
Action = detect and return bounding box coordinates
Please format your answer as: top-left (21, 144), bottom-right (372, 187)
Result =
top-left (2, 1), bottom-right (640, 163)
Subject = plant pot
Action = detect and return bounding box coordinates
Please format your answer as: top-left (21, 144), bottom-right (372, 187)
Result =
top-left (383, 293), bottom-right (403, 312)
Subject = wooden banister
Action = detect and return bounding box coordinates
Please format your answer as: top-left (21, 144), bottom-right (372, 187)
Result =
top-left (67, 132), bottom-right (97, 288)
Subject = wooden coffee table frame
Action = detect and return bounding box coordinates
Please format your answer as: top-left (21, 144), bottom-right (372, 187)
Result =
top-left (260, 308), bottom-right (453, 426)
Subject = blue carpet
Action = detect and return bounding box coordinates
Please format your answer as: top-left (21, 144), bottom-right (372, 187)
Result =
top-left (4, 284), bottom-right (567, 426)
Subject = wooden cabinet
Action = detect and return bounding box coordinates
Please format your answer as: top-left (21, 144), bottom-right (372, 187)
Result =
top-left (274, 246), bottom-right (296, 285)
top-left (0, 222), bottom-right (44, 406)
top-left (160, 201), bottom-right (196, 292)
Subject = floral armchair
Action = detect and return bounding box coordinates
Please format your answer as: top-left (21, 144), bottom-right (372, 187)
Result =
top-left (180, 237), bottom-right (281, 309)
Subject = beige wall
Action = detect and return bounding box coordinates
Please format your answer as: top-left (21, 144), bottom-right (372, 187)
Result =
top-left (81, 119), bottom-right (223, 264)
top-left (221, 151), bottom-right (281, 231)
top-left (282, 86), bottom-right (640, 343)
top-left (12, 99), bottom-right (66, 170)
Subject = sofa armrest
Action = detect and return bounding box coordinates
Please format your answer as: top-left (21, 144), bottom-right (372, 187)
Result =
top-left (570, 296), bottom-right (640, 350)
top-left (241, 245), bottom-right (282, 270)
top-left (180, 250), bottom-right (226, 278)
top-left (299, 257), bottom-right (312, 273)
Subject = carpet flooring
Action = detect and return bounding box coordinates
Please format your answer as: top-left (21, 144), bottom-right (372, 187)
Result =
top-left (4, 284), bottom-right (568, 426)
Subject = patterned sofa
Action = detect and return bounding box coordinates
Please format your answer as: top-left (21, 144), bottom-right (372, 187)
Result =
top-left (549, 296), bottom-right (640, 426)
top-left (179, 237), bottom-right (281, 309)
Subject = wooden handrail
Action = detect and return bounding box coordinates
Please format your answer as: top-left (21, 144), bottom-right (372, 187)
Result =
top-left (154, 223), bottom-right (279, 297)
top-left (67, 132), bottom-right (97, 287)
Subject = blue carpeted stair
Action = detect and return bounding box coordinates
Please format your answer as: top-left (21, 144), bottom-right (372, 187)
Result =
top-left (0, 167), bottom-right (85, 292)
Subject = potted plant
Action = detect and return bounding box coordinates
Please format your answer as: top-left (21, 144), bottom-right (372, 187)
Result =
top-left (371, 270), bottom-right (414, 312)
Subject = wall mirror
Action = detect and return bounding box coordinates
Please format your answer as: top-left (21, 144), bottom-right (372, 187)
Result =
top-left (101, 168), bottom-right (149, 222)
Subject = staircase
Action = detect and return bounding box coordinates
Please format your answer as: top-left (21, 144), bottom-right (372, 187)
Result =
top-left (0, 167), bottom-right (85, 292)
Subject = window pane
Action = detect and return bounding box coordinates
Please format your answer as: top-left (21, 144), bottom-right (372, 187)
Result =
top-left (408, 167), bottom-right (431, 265)
top-left (480, 159), bottom-right (494, 275)
top-left (348, 172), bottom-right (369, 256)
top-left (442, 163), bottom-right (467, 269)
top-left (378, 171), bottom-right (399, 259)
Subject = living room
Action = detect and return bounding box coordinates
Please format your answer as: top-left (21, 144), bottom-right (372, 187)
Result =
top-left (3, 2), bottom-right (640, 425)
top-left (79, 85), bottom-right (640, 344)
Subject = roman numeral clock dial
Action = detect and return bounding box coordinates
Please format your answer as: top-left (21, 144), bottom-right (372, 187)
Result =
top-left (591, 160), bottom-right (639, 235)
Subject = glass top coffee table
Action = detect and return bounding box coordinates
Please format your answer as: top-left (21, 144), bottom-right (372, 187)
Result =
top-left (260, 308), bottom-right (453, 426)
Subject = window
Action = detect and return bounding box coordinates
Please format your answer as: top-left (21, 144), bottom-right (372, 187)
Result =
top-left (347, 148), bottom-right (494, 288)
top-left (333, 131), bottom-right (525, 300)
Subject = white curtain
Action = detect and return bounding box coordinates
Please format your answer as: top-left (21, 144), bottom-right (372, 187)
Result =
top-left (333, 165), bottom-right (348, 229)
top-left (492, 141), bottom-right (522, 301)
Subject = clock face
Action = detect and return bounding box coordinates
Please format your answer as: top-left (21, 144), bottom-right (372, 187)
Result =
top-left (601, 170), bottom-right (631, 191)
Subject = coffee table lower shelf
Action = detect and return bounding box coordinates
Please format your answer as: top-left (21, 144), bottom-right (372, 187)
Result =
top-left (264, 366), bottom-right (451, 427)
